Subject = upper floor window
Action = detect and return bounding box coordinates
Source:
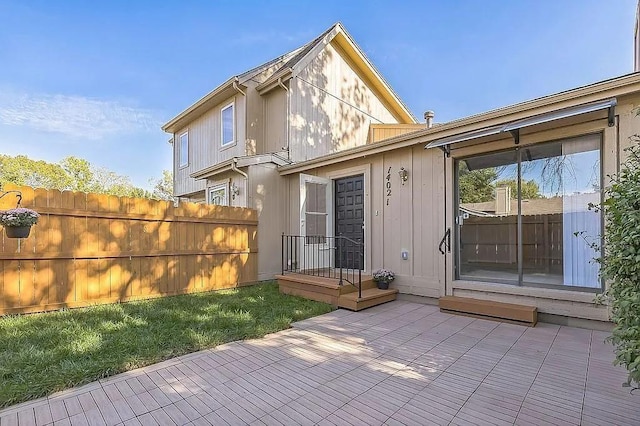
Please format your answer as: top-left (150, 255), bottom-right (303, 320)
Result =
top-left (179, 131), bottom-right (188, 167)
top-left (221, 103), bottom-right (234, 146)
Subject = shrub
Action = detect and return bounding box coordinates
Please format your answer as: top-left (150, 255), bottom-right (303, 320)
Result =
top-left (597, 140), bottom-right (640, 388)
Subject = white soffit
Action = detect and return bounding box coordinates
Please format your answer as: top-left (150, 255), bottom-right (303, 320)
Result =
top-left (425, 98), bottom-right (617, 150)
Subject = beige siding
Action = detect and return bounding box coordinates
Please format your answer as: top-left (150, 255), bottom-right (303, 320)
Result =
top-left (289, 41), bottom-right (400, 162)
top-left (245, 87), bottom-right (263, 157)
top-left (282, 146), bottom-right (444, 296)
top-left (280, 94), bottom-right (640, 322)
top-left (174, 95), bottom-right (247, 196)
top-left (264, 88), bottom-right (288, 153)
top-left (247, 164), bottom-right (287, 280)
top-left (205, 171), bottom-right (247, 208)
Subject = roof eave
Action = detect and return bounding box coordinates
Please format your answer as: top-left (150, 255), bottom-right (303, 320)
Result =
top-left (279, 72), bottom-right (640, 175)
top-left (256, 69), bottom-right (293, 94)
top-left (162, 77), bottom-right (244, 133)
top-left (331, 28), bottom-right (417, 124)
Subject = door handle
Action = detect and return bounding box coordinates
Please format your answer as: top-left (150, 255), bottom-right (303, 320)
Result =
top-left (438, 228), bottom-right (451, 255)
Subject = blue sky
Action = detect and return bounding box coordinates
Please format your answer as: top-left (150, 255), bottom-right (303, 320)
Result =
top-left (0, 0), bottom-right (635, 189)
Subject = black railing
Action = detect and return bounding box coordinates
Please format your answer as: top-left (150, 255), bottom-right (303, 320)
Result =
top-left (281, 234), bottom-right (364, 298)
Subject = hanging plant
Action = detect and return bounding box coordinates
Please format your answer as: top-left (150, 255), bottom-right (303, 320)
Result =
top-left (0, 207), bottom-right (40, 238)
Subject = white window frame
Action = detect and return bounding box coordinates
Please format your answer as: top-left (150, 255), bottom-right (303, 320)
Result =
top-left (179, 131), bottom-right (189, 168)
top-left (221, 102), bottom-right (235, 147)
top-left (208, 183), bottom-right (228, 206)
top-left (299, 174), bottom-right (333, 242)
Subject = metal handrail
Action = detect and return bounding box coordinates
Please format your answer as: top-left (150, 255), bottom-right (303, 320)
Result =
top-left (281, 234), bottom-right (364, 299)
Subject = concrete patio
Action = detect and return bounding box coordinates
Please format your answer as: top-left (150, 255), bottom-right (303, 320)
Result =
top-left (0, 301), bottom-right (637, 426)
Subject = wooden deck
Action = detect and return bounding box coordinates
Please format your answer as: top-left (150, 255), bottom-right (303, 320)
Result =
top-left (276, 272), bottom-right (398, 311)
top-left (2, 301), bottom-right (636, 425)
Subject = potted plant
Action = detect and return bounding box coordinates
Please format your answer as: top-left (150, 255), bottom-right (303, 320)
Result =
top-left (0, 207), bottom-right (40, 238)
top-left (372, 268), bottom-right (395, 290)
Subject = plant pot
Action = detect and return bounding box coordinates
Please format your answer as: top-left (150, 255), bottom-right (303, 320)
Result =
top-left (376, 280), bottom-right (390, 290)
top-left (4, 225), bottom-right (31, 238)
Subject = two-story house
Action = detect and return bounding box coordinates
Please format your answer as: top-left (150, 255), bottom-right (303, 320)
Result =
top-left (164, 18), bottom-right (640, 326)
top-left (162, 23), bottom-right (422, 280)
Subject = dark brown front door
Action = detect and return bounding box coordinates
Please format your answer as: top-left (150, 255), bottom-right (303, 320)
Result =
top-left (335, 175), bottom-right (364, 269)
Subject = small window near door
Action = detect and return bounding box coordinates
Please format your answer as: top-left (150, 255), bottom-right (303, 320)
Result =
top-left (221, 103), bottom-right (234, 146)
top-left (208, 184), bottom-right (228, 206)
top-left (179, 131), bottom-right (188, 167)
top-left (305, 181), bottom-right (327, 244)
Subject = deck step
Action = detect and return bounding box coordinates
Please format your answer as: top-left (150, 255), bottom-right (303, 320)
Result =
top-left (439, 296), bottom-right (537, 326)
top-left (277, 273), bottom-right (394, 310)
top-left (337, 288), bottom-right (399, 311)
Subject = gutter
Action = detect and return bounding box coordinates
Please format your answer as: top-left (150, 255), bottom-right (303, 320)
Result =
top-left (231, 159), bottom-right (249, 205)
top-left (162, 76), bottom-right (245, 133)
top-left (232, 77), bottom-right (246, 97)
top-left (190, 153), bottom-right (291, 180)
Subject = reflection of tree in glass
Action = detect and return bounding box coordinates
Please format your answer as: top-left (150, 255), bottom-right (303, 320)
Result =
top-left (458, 161), bottom-right (542, 203)
top-left (495, 179), bottom-right (542, 199)
top-left (540, 155), bottom-right (575, 195)
top-left (458, 161), bottom-right (497, 203)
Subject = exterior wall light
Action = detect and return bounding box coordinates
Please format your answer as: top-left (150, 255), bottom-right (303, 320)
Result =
top-left (398, 167), bottom-right (409, 185)
top-left (231, 182), bottom-right (240, 199)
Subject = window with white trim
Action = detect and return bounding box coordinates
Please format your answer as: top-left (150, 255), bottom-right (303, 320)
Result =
top-left (208, 183), bottom-right (228, 206)
top-left (179, 131), bottom-right (188, 167)
top-left (221, 103), bottom-right (234, 146)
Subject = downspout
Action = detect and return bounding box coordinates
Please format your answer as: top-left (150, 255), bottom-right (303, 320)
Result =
top-left (231, 158), bottom-right (248, 207)
top-left (277, 77), bottom-right (290, 160)
top-left (232, 77), bottom-right (246, 97)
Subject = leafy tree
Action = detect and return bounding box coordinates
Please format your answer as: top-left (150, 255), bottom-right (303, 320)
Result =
top-left (495, 178), bottom-right (542, 200)
top-left (60, 157), bottom-right (94, 192)
top-left (0, 155), bottom-right (71, 189)
top-left (149, 170), bottom-right (174, 200)
top-left (596, 140), bottom-right (640, 389)
top-left (0, 154), bottom-right (155, 198)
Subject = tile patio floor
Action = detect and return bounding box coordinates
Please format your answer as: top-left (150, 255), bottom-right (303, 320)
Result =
top-left (1, 301), bottom-right (638, 426)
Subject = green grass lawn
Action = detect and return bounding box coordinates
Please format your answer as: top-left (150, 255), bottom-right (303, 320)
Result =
top-left (0, 282), bottom-right (333, 408)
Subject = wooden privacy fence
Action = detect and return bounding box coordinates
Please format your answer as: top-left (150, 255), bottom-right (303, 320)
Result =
top-left (0, 184), bottom-right (258, 315)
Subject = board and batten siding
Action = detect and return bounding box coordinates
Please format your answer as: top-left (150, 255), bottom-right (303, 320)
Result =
top-left (283, 146), bottom-right (445, 297)
top-left (289, 41), bottom-right (400, 162)
top-left (248, 163), bottom-right (289, 280)
top-left (174, 95), bottom-right (247, 197)
top-left (282, 91), bottom-right (640, 322)
top-left (264, 87), bottom-right (288, 154)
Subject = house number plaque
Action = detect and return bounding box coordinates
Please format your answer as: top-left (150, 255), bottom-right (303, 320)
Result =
top-left (386, 166), bottom-right (392, 205)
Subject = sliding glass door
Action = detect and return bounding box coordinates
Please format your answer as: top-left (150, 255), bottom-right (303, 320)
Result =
top-left (455, 133), bottom-right (602, 291)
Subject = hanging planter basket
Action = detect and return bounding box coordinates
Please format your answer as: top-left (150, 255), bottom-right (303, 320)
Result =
top-left (4, 225), bottom-right (32, 239)
top-left (0, 203), bottom-right (39, 239)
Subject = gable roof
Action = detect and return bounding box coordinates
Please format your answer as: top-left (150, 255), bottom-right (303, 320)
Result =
top-left (161, 47), bottom-right (304, 133)
top-left (162, 23), bottom-right (416, 133)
